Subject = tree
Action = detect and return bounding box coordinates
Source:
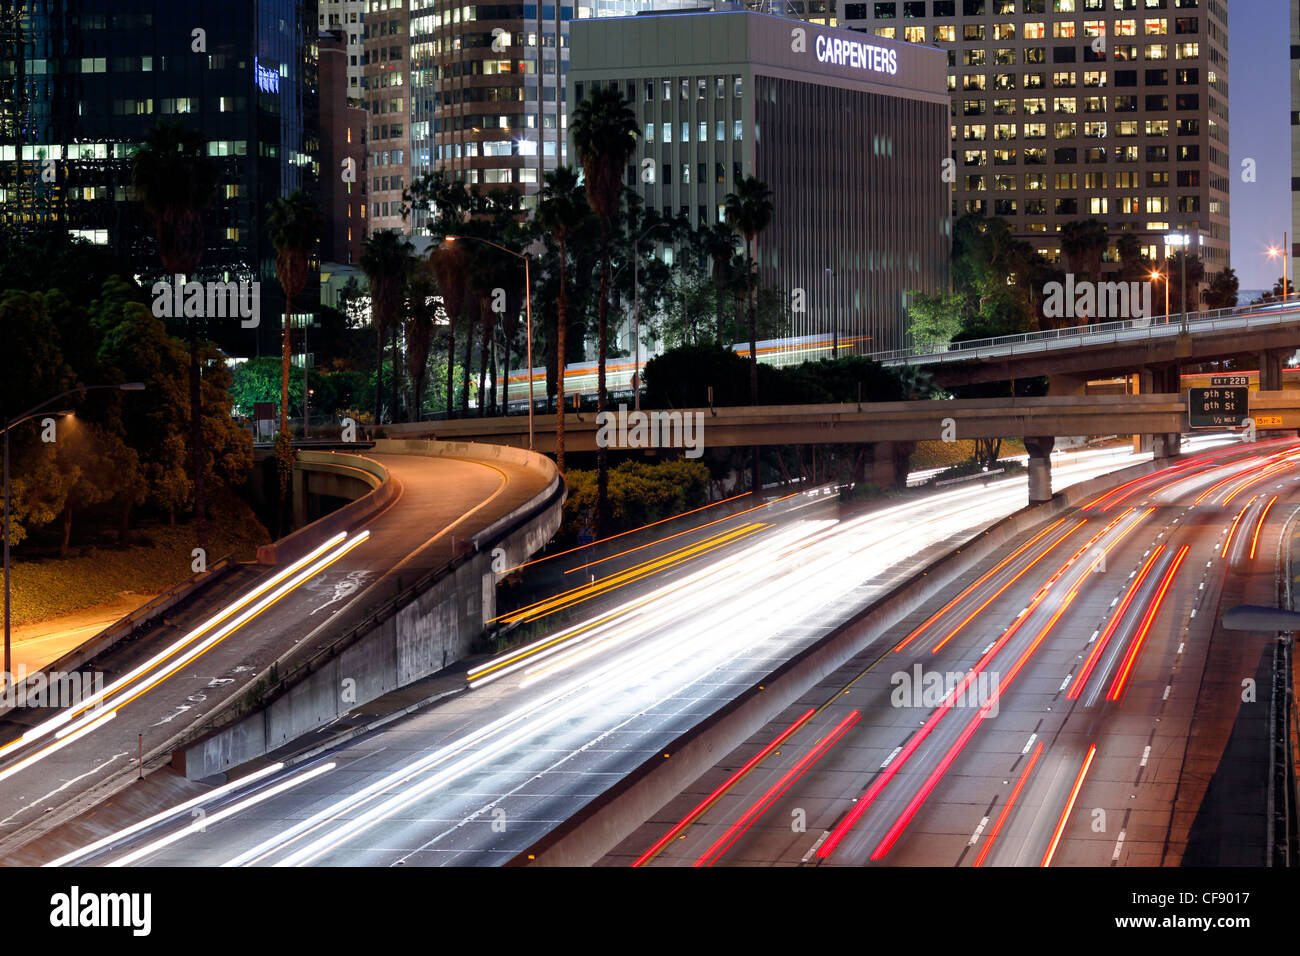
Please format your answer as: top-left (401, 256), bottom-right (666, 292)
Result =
top-left (906, 290), bottom-right (965, 348)
top-left (1165, 253), bottom-right (1206, 314)
top-left (697, 222), bottom-right (741, 344)
top-left (266, 191), bottom-right (323, 435)
top-left (571, 86), bottom-right (639, 535)
top-left (536, 166), bottom-right (590, 473)
top-left (724, 174), bottom-right (774, 497)
top-left (1116, 232), bottom-right (1146, 281)
top-left (1203, 266), bottom-right (1240, 310)
top-left (131, 120), bottom-right (218, 548)
top-left (405, 260), bottom-right (440, 420)
top-left (361, 230), bottom-right (414, 425)
top-left (1059, 218), bottom-right (1109, 280)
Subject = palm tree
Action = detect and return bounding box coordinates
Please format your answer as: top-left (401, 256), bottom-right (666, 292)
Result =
top-left (267, 191), bottom-right (323, 436)
top-left (536, 165), bottom-right (590, 473)
top-left (571, 86), bottom-right (638, 535)
top-left (405, 260), bottom-right (440, 420)
top-left (1060, 218), bottom-right (1109, 280)
top-left (724, 174), bottom-right (774, 497)
top-left (429, 242), bottom-right (468, 416)
top-left (132, 120), bottom-right (218, 549)
top-left (361, 230), bottom-right (414, 426)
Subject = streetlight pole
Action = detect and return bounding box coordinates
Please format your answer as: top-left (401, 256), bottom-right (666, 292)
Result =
top-left (444, 235), bottom-right (535, 450)
top-left (1152, 270), bottom-right (1169, 323)
top-left (1269, 233), bottom-right (1290, 307)
top-left (3, 383), bottom-right (144, 679)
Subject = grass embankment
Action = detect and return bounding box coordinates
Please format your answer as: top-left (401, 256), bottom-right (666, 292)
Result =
top-left (10, 495), bottom-right (270, 627)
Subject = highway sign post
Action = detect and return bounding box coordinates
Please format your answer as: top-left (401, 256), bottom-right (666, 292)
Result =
top-left (1187, 386), bottom-right (1249, 429)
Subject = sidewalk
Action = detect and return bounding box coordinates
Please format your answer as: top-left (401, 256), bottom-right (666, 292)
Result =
top-left (6, 594), bottom-right (158, 675)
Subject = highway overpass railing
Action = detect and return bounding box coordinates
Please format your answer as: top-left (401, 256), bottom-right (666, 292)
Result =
top-left (868, 302), bottom-right (1300, 367)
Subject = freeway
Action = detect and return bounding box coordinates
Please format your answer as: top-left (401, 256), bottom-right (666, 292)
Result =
top-left (23, 436), bottom-right (1244, 866)
top-left (0, 450), bottom-right (549, 858)
top-left (609, 439), bottom-right (1300, 867)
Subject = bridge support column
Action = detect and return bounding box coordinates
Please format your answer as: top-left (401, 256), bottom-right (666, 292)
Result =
top-left (1259, 349), bottom-right (1286, 392)
top-left (1140, 363), bottom-right (1182, 458)
top-left (866, 441), bottom-right (917, 490)
top-left (868, 442), bottom-right (895, 488)
top-left (1025, 436), bottom-right (1054, 503)
top-left (292, 464), bottom-right (307, 529)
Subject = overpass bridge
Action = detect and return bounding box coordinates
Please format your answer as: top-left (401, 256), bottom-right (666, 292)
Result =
top-left (401, 391), bottom-right (1300, 504)
top-left (866, 301), bottom-right (1300, 390)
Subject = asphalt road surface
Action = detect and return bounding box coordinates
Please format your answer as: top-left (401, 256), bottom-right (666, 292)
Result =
top-left (22, 437), bottom-right (1244, 866)
top-left (608, 440), bottom-right (1300, 867)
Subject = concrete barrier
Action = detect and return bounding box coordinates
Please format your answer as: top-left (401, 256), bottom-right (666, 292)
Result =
top-left (174, 440), bottom-right (564, 780)
top-left (256, 451), bottom-right (393, 565)
top-left (507, 454), bottom-right (1178, 866)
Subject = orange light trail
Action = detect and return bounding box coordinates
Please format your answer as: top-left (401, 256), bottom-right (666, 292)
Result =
top-left (695, 710), bottom-right (861, 867)
top-left (490, 522), bottom-right (769, 626)
top-left (501, 490), bottom-right (761, 575)
top-left (1220, 497), bottom-right (1256, 558)
top-left (818, 507), bottom-right (1148, 860)
top-left (1067, 545), bottom-right (1164, 700)
top-left (929, 519), bottom-right (1084, 654)
top-left (564, 494), bottom-right (790, 575)
top-left (974, 742), bottom-right (1044, 867)
top-left (631, 708), bottom-right (816, 867)
top-left (870, 589), bottom-right (1079, 860)
top-left (1250, 495), bottom-right (1279, 559)
top-left (891, 517), bottom-right (1073, 654)
top-left (1040, 744), bottom-right (1098, 867)
top-left (1105, 545), bottom-right (1190, 701)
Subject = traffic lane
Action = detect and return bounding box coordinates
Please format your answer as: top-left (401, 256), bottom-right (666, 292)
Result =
top-left (78, 499), bottom-right (1006, 867)
top-left (97, 593), bottom-right (839, 866)
top-left (613, 460), bottom-right (1294, 868)
top-left (609, 509), bottom-right (1118, 866)
top-left (0, 453), bottom-right (531, 849)
top-left (38, 444), bottom-right (1268, 863)
top-left (672, 504), bottom-right (1170, 865)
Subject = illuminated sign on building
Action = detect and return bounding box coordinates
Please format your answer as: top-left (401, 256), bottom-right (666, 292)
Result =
top-left (255, 57), bottom-right (280, 94)
top-left (814, 35), bottom-right (898, 75)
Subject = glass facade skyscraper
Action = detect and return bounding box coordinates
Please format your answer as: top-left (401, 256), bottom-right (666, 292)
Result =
top-left (0, 0), bottom-right (320, 357)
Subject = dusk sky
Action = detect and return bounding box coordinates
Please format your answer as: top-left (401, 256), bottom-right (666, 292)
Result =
top-left (1230, 0), bottom-right (1290, 291)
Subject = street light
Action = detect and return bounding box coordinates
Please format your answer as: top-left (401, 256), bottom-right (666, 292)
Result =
top-left (444, 235), bottom-right (535, 450)
top-left (3, 383), bottom-right (144, 679)
top-left (1151, 270), bottom-right (1169, 323)
top-left (1268, 233), bottom-right (1290, 307)
top-left (1164, 231), bottom-right (1198, 333)
top-left (632, 220), bottom-right (674, 412)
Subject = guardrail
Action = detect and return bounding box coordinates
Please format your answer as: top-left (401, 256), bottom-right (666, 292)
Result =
top-left (256, 451), bottom-right (393, 565)
top-left (868, 302), bottom-right (1300, 366)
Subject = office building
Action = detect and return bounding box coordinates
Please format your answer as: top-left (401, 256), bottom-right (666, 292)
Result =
top-left (321, 28), bottom-right (367, 265)
top-left (319, 0), bottom-right (366, 106)
top-left (568, 9), bottom-right (951, 353)
top-left (0, 0), bottom-right (320, 357)
top-left (840, 0), bottom-right (1230, 272)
